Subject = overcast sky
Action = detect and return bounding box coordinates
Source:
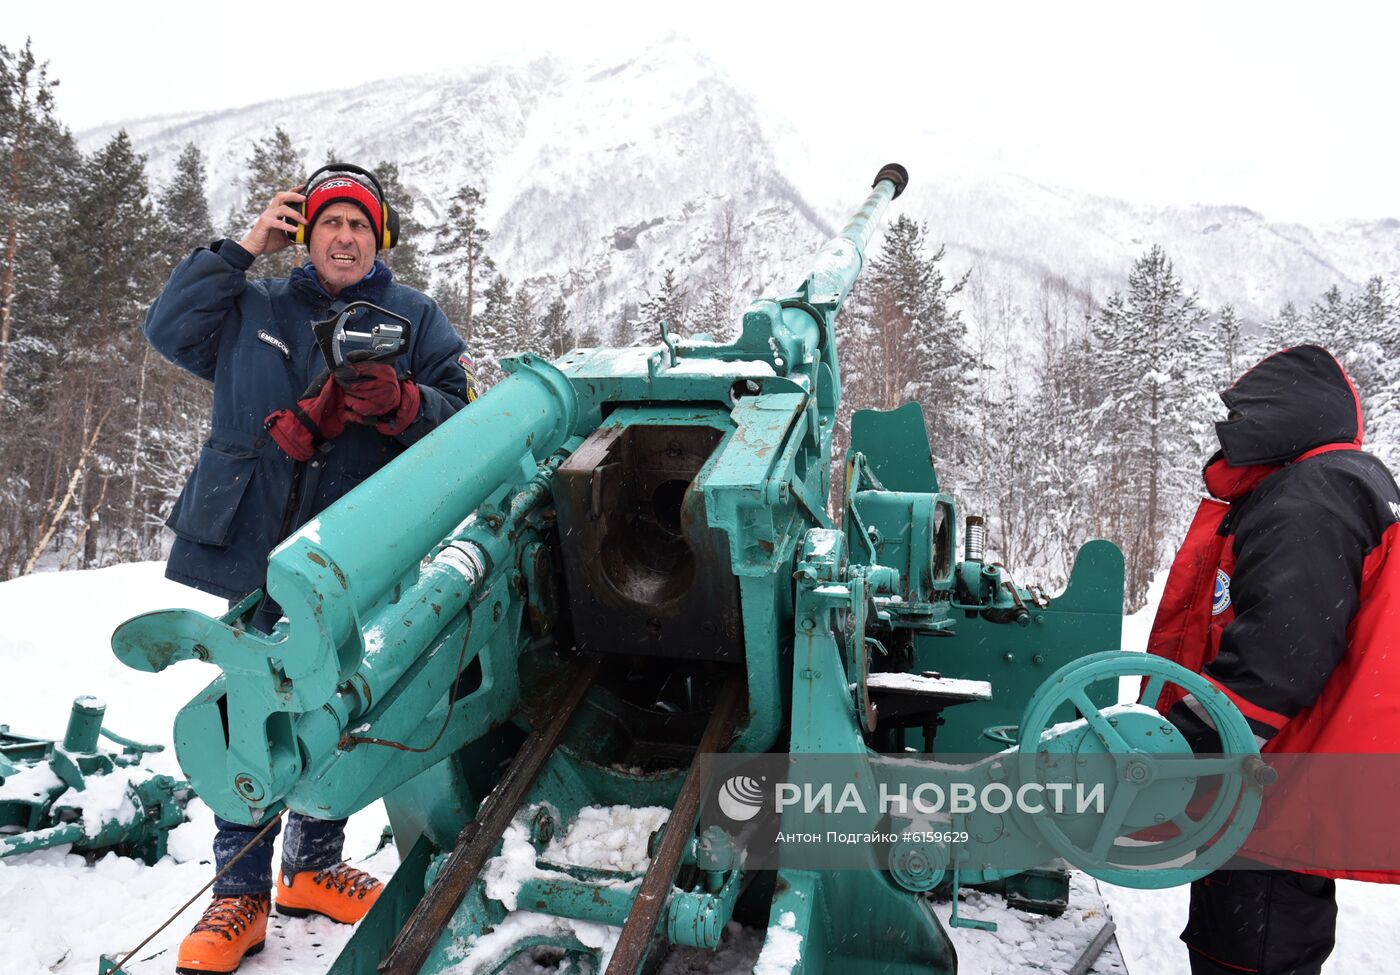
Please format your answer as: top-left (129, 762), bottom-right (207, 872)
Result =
top-left (6, 0), bottom-right (1399, 223)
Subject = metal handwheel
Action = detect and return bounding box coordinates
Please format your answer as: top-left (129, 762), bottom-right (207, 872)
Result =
top-left (1016, 651), bottom-right (1269, 888)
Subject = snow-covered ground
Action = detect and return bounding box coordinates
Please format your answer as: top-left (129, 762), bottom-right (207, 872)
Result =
top-left (1, 562), bottom-right (1397, 974)
top-left (0, 564), bottom-right (398, 974)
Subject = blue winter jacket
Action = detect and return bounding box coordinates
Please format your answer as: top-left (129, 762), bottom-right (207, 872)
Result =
top-left (145, 239), bottom-right (470, 599)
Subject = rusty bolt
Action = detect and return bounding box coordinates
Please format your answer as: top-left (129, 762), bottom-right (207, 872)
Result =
top-left (529, 807), bottom-right (555, 847)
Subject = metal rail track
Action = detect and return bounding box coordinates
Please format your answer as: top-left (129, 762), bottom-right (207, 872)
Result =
top-left (378, 656), bottom-right (601, 975)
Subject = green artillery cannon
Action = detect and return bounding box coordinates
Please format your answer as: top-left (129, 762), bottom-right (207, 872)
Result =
top-left (0, 696), bottom-right (189, 865)
top-left (112, 166), bottom-right (1268, 974)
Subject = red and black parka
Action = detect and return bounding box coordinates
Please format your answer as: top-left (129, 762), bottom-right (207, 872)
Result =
top-left (1147, 345), bottom-right (1400, 882)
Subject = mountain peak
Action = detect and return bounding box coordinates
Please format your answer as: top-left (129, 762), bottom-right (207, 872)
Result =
top-left (83, 38), bottom-right (1399, 333)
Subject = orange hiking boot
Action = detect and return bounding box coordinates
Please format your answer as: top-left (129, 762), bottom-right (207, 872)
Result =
top-left (275, 861), bottom-right (383, 923)
top-left (175, 893), bottom-right (269, 974)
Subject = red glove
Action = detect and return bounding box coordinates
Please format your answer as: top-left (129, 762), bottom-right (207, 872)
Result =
top-left (265, 378), bottom-right (347, 461)
top-left (336, 361), bottom-right (421, 436)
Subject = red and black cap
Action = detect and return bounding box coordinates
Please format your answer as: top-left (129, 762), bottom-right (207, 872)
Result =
top-left (304, 170), bottom-right (385, 246)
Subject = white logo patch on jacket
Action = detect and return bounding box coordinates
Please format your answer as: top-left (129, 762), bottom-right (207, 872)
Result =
top-left (257, 330), bottom-right (290, 359)
top-left (1212, 569), bottom-right (1232, 616)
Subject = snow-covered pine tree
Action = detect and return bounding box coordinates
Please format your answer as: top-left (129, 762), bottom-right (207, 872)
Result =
top-left (1333, 276), bottom-right (1400, 469)
top-left (841, 216), bottom-right (970, 469)
top-left (1370, 373), bottom-right (1400, 474)
top-left (432, 280), bottom-right (469, 338)
top-left (690, 204), bottom-right (742, 339)
top-left (473, 275), bottom-right (513, 386)
top-left (0, 38), bottom-right (65, 404)
top-left (62, 132), bottom-right (160, 343)
top-left (831, 216), bottom-right (969, 517)
top-left (0, 40), bottom-right (80, 577)
top-left (575, 312), bottom-right (603, 349)
top-left (1178, 302), bottom-right (1251, 496)
top-left (1260, 300), bottom-right (1305, 353)
top-left (156, 143), bottom-right (214, 267)
top-left (1021, 276), bottom-right (1103, 588)
top-left (505, 287), bottom-right (538, 358)
top-left (1212, 304), bottom-right (1243, 385)
top-left (630, 267), bottom-right (690, 345)
top-left (233, 127), bottom-right (304, 278)
top-left (1091, 245), bottom-right (1209, 607)
top-left (614, 299), bottom-right (640, 347)
top-left (1308, 285), bottom-right (1348, 344)
top-left (371, 160), bottom-right (430, 292)
top-left (432, 183), bottom-right (493, 343)
top-left (1348, 275), bottom-right (1398, 355)
top-left (959, 265), bottom-right (1028, 565)
top-left (51, 131), bottom-right (161, 567)
top-left (537, 296), bottom-right (571, 358)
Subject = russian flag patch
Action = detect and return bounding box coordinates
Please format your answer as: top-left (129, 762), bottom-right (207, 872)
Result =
top-left (459, 350), bottom-right (479, 401)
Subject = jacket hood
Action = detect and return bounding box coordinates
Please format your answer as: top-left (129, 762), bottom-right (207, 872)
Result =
top-left (1215, 345), bottom-right (1363, 466)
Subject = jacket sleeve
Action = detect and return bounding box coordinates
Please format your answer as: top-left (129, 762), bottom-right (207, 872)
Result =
top-left (144, 239), bottom-right (254, 382)
top-left (1169, 492), bottom-right (1364, 751)
top-left (395, 298), bottom-right (470, 447)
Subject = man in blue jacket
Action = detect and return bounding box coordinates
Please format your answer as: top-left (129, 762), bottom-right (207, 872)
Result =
top-left (145, 165), bottom-right (472, 975)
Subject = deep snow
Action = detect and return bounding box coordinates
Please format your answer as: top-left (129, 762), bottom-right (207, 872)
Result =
top-left (1, 562), bottom-right (1396, 974)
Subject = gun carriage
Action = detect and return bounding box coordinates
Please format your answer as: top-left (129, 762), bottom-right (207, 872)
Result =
top-left (112, 166), bottom-right (1268, 974)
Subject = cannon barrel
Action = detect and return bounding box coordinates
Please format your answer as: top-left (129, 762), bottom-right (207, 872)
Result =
top-left (805, 162), bottom-right (908, 310)
top-left (270, 352), bottom-right (578, 627)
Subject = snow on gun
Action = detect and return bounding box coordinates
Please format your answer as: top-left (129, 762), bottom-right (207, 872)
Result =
top-left (110, 164), bottom-right (1270, 974)
top-left (0, 696), bottom-right (188, 865)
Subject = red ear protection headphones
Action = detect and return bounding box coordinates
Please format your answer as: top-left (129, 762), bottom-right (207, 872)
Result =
top-left (290, 163), bottom-right (400, 250)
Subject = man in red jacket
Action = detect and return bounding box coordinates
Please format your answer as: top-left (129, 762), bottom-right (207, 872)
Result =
top-left (1148, 344), bottom-right (1400, 975)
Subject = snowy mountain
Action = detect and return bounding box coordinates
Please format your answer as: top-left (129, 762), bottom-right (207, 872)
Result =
top-left (81, 38), bottom-right (1400, 335)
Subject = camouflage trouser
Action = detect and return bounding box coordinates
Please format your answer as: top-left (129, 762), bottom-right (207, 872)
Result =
top-left (211, 813), bottom-right (349, 896)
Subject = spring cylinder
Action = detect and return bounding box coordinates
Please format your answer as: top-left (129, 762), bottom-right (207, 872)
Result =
top-left (964, 516), bottom-right (986, 563)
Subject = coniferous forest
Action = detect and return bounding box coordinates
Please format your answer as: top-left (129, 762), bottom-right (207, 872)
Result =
top-left (2, 40), bottom-right (1397, 609)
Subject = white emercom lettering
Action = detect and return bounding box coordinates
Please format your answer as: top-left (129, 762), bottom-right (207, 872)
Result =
top-left (256, 329), bottom-right (290, 358)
